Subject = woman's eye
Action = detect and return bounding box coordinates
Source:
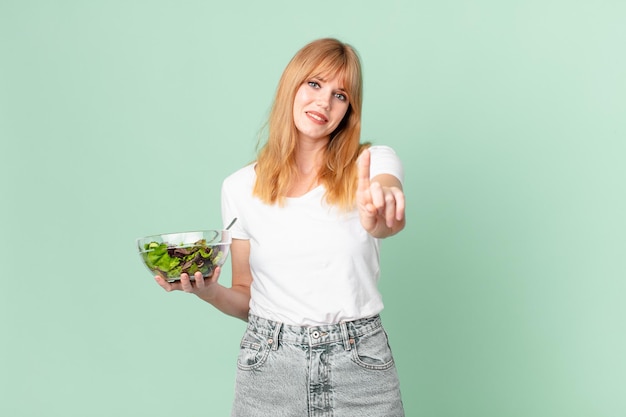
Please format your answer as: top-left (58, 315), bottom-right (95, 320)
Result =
top-left (335, 93), bottom-right (347, 101)
top-left (308, 81), bottom-right (320, 88)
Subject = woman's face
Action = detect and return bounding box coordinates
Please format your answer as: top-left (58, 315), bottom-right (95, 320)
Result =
top-left (292, 73), bottom-right (350, 143)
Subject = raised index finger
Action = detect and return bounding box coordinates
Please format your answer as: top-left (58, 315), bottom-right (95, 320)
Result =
top-left (357, 148), bottom-right (371, 192)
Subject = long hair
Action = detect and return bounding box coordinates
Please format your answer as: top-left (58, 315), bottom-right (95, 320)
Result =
top-left (253, 38), bottom-right (368, 210)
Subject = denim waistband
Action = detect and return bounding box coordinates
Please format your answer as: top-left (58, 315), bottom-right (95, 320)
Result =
top-left (246, 314), bottom-right (383, 348)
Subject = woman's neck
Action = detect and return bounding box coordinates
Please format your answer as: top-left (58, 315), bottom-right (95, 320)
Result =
top-left (294, 137), bottom-right (328, 174)
top-left (288, 141), bottom-right (327, 197)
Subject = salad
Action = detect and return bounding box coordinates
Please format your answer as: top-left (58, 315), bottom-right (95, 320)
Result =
top-left (141, 239), bottom-right (226, 281)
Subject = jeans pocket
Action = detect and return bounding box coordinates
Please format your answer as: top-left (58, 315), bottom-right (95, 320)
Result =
top-left (237, 330), bottom-right (271, 371)
top-left (350, 327), bottom-right (395, 371)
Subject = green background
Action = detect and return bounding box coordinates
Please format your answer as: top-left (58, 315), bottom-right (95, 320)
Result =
top-left (1, 1), bottom-right (624, 416)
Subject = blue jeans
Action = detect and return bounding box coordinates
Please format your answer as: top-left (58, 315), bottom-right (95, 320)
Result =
top-left (231, 314), bottom-right (405, 416)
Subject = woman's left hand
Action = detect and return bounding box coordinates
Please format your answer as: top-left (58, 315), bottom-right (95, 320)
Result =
top-left (356, 148), bottom-right (406, 238)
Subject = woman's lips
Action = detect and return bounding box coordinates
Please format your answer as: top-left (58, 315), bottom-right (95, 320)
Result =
top-left (306, 111), bottom-right (328, 124)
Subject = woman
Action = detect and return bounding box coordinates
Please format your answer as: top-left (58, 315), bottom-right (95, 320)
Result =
top-left (155, 38), bottom-right (406, 416)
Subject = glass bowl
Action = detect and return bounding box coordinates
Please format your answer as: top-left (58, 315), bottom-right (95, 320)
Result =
top-left (137, 229), bottom-right (231, 282)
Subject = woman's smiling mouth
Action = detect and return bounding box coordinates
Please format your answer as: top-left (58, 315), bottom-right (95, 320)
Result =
top-left (306, 111), bottom-right (328, 124)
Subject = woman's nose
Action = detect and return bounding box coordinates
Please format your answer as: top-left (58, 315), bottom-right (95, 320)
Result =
top-left (316, 92), bottom-right (331, 109)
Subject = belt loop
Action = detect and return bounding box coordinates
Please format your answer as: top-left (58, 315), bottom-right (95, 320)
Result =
top-left (270, 321), bottom-right (282, 351)
top-left (340, 321), bottom-right (351, 351)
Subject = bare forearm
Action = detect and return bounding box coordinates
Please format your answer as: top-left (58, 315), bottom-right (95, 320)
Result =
top-left (196, 284), bottom-right (250, 321)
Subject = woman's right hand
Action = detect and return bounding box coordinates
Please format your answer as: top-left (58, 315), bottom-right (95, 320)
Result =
top-left (154, 267), bottom-right (222, 300)
top-left (152, 239), bottom-right (252, 321)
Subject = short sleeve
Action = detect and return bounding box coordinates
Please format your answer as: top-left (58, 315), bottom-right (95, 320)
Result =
top-left (220, 167), bottom-right (253, 240)
top-left (368, 145), bottom-right (404, 184)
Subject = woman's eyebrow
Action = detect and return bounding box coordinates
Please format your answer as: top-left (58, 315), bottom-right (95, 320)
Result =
top-left (310, 75), bottom-right (347, 92)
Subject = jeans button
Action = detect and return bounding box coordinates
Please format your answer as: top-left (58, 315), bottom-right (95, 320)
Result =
top-left (311, 330), bottom-right (320, 339)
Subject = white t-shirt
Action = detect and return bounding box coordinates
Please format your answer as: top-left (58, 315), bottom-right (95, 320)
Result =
top-left (221, 145), bottom-right (404, 326)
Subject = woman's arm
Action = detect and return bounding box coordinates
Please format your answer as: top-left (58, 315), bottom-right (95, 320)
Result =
top-left (154, 238), bottom-right (252, 321)
top-left (357, 149), bottom-right (406, 238)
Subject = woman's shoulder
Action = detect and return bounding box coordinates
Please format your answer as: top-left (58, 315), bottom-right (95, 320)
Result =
top-left (223, 162), bottom-right (256, 183)
top-left (368, 144), bottom-right (399, 157)
top-left (222, 163), bottom-right (256, 193)
top-left (367, 144), bottom-right (402, 166)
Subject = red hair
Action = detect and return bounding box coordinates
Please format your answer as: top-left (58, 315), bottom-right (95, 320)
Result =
top-left (253, 38), bottom-right (368, 209)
